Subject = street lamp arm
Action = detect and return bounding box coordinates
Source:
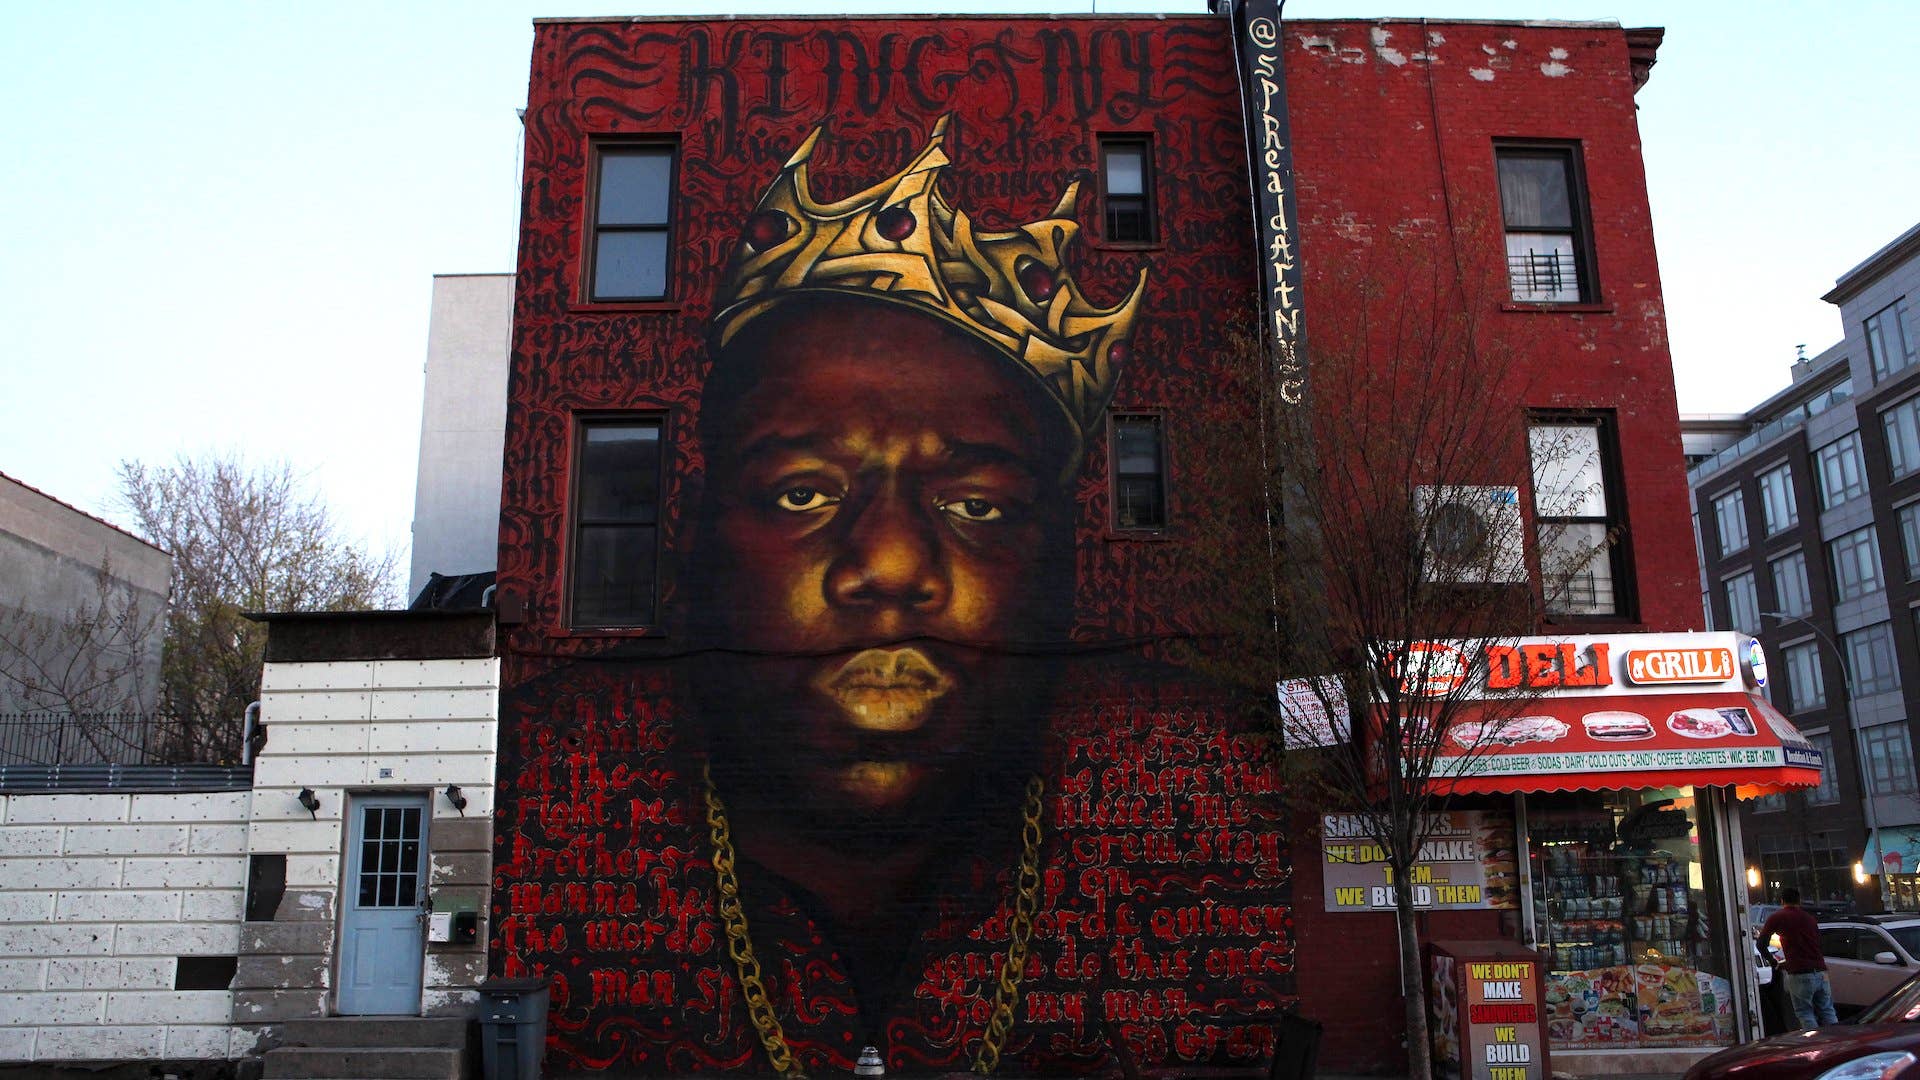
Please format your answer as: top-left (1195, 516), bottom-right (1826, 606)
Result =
top-left (1760, 610), bottom-right (1882, 902)
top-left (1760, 610), bottom-right (1854, 697)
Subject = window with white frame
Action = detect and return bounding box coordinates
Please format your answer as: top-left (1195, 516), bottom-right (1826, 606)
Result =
top-left (1900, 503), bottom-right (1920, 579)
top-left (1863, 723), bottom-right (1919, 795)
top-left (1770, 550), bottom-right (1811, 618)
top-left (1885, 395), bottom-right (1920, 480)
top-left (1713, 488), bottom-right (1749, 556)
top-left (1844, 621), bottom-right (1899, 696)
top-left (1722, 570), bottom-right (1760, 636)
top-left (1758, 463), bottom-right (1797, 536)
top-left (1816, 433), bottom-right (1867, 510)
top-left (1783, 640), bottom-right (1826, 713)
top-left (1829, 526), bottom-right (1885, 602)
top-left (1530, 415), bottom-right (1628, 617)
top-left (1867, 298), bottom-right (1916, 383)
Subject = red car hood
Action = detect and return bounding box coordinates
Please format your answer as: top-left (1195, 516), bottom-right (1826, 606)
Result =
top-left (1688, 1024), bottom-right (1920, 1080)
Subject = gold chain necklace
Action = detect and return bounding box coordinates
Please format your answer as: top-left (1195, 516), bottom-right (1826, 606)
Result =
top-left (703, 766), bottom-right (1045, 1078)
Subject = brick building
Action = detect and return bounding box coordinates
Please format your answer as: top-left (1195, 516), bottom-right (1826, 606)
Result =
top-left (490, 13), bottom-right (1709, 1076)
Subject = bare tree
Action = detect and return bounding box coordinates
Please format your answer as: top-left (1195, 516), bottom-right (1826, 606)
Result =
top-left (116, 453), bottom-right (402, 759)
top-left (1182, 236), bottom-right (1570, 1080)
top-left (0, 561), bottom-right (163, 763)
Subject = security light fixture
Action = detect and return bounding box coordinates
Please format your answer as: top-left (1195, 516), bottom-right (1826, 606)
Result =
top-left (296, 787), bottom-right (320, 820)
top-left (444, 784), bottom-right (468, 815)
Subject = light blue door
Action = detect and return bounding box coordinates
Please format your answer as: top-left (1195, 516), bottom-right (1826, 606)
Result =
top-left (338, 795), bottom-right (428, 1015)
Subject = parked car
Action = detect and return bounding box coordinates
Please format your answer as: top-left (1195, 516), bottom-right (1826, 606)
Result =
top-left (1814, 917), bottom-right (1920, 1015)
top-left (1685, 971), bottom-right (1920, 1080)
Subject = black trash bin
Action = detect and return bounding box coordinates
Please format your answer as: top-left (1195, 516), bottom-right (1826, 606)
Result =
top-left (1267, 1011), bottom-right (1323, 1080)
top-left (478, 976), bottom-right (550, 1080)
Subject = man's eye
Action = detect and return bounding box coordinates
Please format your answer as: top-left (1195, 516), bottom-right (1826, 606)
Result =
top-left (937, 497), bottom-right (1003, 522)
top-left (773, 487), bottom-right (837, 512)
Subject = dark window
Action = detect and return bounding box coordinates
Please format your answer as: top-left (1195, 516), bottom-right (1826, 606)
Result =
top-left (587, 143), bottom-right (674, 302)
top-left (1529, 414), bottom-right (1630, 617)
top-left (175, 956), bottom-right (238, 990)
top-left (1111, 415), bottom-right (1167, 529)
top-left (1101, 137), bottom-right (1155, 244)
top-left (1867, 298), bottom-right (1916, 383)
top-left (1496, 144), bottom-right (1595, 303)
top-left (244, 853), bottom-right (287, 922)
top-left (1819, 928), bottom-right (1859, 960)
top-left (570, 418), bottom-right (665, 628)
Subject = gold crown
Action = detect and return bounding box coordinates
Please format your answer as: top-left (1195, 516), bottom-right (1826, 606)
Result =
top-left (711, 116), bottom-right (1148, 458)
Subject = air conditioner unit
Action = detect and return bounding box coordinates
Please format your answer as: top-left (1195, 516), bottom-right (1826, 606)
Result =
top-left (1414, 485), bottom-right (1528, 584)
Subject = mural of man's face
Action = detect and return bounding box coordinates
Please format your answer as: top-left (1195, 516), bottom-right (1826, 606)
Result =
top-left (699, 300), bottom-right (1072, 840)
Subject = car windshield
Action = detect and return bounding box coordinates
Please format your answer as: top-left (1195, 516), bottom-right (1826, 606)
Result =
top-left (1858, 973), bottom-right (1920, 1024)
top-left (1891, 926), bottom-right (1920, 959)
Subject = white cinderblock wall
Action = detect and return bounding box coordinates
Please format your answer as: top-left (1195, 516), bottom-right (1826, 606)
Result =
top-left (0, 789), bottom-right (251, 1061)
top-left (239, 657), bottom-right (498, 1028)
top-left (0, 656), bottom-right (499, 1062)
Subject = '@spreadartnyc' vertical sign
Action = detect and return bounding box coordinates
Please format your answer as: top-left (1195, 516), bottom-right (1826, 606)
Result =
top-left (1230, 0), bottom-right (1307, 407)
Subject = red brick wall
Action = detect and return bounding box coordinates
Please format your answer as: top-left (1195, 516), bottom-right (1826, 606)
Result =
top-left (495, 15), bottom-right (1688, 1076)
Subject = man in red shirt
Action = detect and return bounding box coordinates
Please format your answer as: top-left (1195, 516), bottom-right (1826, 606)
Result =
top-left (1758, 887), bottom-right (1838, 1028)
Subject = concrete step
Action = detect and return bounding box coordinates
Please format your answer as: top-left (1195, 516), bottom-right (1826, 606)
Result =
top-left (273, 1015), bottom-right (468, 1048)
top-left (263, 1046), bottom-right (461, 1080)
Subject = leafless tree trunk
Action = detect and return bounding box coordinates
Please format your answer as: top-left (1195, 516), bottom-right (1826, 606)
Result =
top-left (1181, 233), bottom-right (1572, 1079)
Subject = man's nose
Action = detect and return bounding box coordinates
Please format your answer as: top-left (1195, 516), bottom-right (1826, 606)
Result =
top-left (825, 488), bottom-right (949, 613)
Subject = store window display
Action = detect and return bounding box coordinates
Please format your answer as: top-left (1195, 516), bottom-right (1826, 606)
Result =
top-left (1527, 787), bottom-right (1737, 1050)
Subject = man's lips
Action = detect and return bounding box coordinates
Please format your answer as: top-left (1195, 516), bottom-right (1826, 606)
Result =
top-left (811, 647), bottom-right (953, 732)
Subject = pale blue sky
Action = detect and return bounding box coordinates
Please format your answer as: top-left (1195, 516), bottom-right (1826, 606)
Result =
top-left (1, 2), bottom-right (1912, 562)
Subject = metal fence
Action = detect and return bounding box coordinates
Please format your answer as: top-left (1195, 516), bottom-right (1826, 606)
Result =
top-left (0, 712), bottom-right (252, 792)
top-left (0, 711), bottom-right (243, 767)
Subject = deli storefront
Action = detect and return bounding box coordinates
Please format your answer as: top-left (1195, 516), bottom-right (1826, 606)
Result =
top-left (1381, 632), bottom-right (1820, 1076)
